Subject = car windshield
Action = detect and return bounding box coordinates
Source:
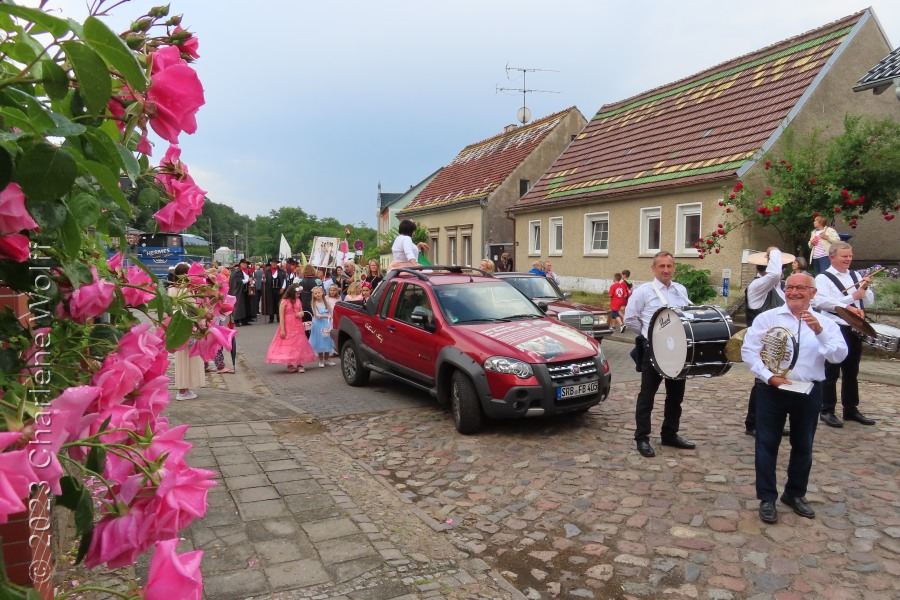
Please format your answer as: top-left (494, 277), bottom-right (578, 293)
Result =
top-left (433, 282), bottom-right (544, 324)
top-left (502, 276), bottom-right (561, 300)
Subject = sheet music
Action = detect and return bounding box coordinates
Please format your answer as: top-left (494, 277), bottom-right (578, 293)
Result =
top-left (779, 380), bottom-right (814, 395)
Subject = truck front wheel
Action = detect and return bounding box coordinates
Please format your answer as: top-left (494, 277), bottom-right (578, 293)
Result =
top-left (450, 371), bottom-right (483, 434)
top-left (341, 339), bottom-right (370, 386)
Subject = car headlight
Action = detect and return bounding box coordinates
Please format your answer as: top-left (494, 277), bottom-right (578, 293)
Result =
top-left (484, 356), bottom-right (534, 379)
top-left (596, 346), bottom-right (607, 363)
top-left (594, 315), bottom-right (608, 328)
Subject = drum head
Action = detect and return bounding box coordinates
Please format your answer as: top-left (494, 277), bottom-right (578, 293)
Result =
top-left (650, 307), bottom-right (688, 378)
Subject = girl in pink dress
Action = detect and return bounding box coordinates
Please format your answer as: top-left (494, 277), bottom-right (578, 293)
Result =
top-left (265, 284), bottom-right (315, 372)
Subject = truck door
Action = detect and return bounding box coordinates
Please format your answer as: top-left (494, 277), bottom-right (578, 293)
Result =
top-left (384, 282), bottom-right (438, 383)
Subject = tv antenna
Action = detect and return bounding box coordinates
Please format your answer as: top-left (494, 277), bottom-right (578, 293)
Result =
top-left (496, 64), bottom-right (559, 124)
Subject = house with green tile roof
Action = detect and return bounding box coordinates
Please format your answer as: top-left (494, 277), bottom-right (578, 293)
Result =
top-left (398, 107), bottom-right (586, 267)
top-left (510, 9), bottom-right (898, 294)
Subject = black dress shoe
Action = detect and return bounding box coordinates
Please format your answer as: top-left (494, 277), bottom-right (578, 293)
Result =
top-left (745, 428), bottom-right (755, 436)
top-left (660, 435), bottom-right (696, 450)
top-left (843, 410), bottom-right (875, 426)
top-left (636, 440), bottom-right (655, 457)
top-left (780, 494), bottom-right (815, 518)
top-left (759, 500), bottom-right (778, 524)
top-left (820, 412), bottom-right (843, 428)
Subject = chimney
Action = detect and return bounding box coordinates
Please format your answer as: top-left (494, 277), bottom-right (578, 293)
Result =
top-left (504, 124), bottom-right (518, 133)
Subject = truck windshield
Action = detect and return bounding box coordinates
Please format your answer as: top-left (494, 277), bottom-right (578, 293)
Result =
top-left (433, 282), bottom-right (543, 324)
top-left (502, 276), bottom-right (560, 300)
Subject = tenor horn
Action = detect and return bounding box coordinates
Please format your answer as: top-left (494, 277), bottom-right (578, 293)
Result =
top-left (723, 325), bottom-right (798, 377)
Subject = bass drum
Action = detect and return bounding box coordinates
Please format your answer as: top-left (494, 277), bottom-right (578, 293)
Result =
top-left (649, 305), bottom-right (735, 379)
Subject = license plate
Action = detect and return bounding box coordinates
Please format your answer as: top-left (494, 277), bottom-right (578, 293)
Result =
top-left (557, 380), bottom-right (599, 399)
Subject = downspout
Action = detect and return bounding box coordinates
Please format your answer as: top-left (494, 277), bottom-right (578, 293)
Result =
top-left (481, 197), bottom-right (488, 261)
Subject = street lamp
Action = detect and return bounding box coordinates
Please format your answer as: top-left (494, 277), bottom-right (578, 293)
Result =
top-left (233, 229), bottom-right (239, 263)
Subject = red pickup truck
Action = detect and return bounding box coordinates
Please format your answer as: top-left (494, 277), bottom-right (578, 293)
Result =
top-left (330, 266), bottom-right (611, 434)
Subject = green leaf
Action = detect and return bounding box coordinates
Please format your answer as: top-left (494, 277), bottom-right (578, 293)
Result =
top-left (84, 16), bottom-right (148, 93)
top-left (0, 347), bottom-right (21, 376)
top-left (0, 4), bottom-right (70, 38)
top-left (46, 112), bottom-right (86, 137)
top-left (74, 527), bottom-right (93, 565)
top-left (60, 208), bottom-right (82, 259)
top-left (55, 476), bottom-right (84, 511)
top-left (63, 260), bottom-right (93, 287)
top-left (83, 129), bottom-right (122, 171)
top-left (116, 143), bottom-right (140, 183)
top-left (73, 155), bottom-right (130, 213)
top-left (60, 41), bottom-right (111, 117)
top-left (165, 310), bottom-right (193, 351)
top-left (0, 146), bottom-right (11, 191)
top-left (16, 142), bottom-right (77, 201)
top-left (85, 444), bottom-right (107, 474)
top-left (38, 59), bottom-right (69, 100)
top-left (27, 198), bottom-right (67, 229)
top-left (0, 106), bottom-right (35, 133)
top-left (69, 192), bottom-right (100, 228)
top-left (88, 325), bottom-right (122, 357)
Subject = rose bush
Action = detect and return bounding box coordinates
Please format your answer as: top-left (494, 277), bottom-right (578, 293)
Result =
top-left (695, 116), bottom-right (900, 258)
top-left (0, 2), bottom-right (227, 598)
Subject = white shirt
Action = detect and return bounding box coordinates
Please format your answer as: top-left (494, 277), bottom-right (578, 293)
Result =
top-left (746, 249), bottom-right (785, 310)
top-left (623, 278), bottom-right (691, 338)
top-left (392, 235), bottom-right (418, 263)
top-left (742, 303), bottom-right (847, 384)
top-left (812, 266), bottom-right (874, 326)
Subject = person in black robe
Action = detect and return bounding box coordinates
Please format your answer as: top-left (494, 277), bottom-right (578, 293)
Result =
top-left (261, 257), bottom-right (286, 323)
top-left (228, 259), bottom-right (250, 326)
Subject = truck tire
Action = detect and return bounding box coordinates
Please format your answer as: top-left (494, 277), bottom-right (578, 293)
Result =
top-left (341, 339), bottom-right (370, 386)
top-left (450, 371), bottom-right (483, 434)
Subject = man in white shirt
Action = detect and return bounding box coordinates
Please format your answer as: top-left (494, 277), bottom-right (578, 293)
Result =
top-left (743, 247), bottom-right (787, 436)
top-left (544, 261), bottom-right (561, 285)
top-left (742, 273), bottom-right (847, 524)
top-left (623, 251), bottom-right (695, 458)
top-left (811, 241), bottom-right (874, 428)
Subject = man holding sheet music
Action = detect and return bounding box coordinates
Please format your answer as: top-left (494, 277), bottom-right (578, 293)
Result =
top-left (741, 272), bottom-right (847, 524)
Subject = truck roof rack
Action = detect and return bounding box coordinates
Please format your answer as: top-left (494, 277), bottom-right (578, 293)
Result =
top-left (384, 265), bottom-right (492, 284)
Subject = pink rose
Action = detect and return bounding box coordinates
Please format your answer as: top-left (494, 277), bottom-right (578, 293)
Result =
top-left (0, 233), bottom-right (31, 262)
top-left (144, 538), bottom-right (204, 600)
top-left (189, 324), bottom-right (235, 362)
top-left (146, 46), bottom-right (205, 144)
top-left (0, 448), bottom-right (40, 523)
top-left (122, 265), bottom-right (156, 307)
top-left (172, 26), bottom-right (200, 60)
top-left (107, 252), bottom-right (124, 272)
top-left (68, 266), bottom-right (115, 323)
top-left (0, 183), bottom-right (38, 234)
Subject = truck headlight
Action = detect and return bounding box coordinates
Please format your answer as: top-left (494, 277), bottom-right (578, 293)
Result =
top-left (484, 356), bottom-right (534, 379)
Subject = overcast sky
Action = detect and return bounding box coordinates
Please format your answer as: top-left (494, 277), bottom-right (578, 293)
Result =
top-left (34, 1), bottom-right (900, 227)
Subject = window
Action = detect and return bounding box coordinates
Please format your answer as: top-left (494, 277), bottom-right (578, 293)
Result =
top-left (462, 235), bottom-right (471, 266)
top-left (676, 203), bottom-right (702, 256)
top-left (528, 220), bottom-right (541, 255)
top-left (394, 283), bottom-right (433, 328)
top-left (549, 217), bottom-right (563, 255)
top-left (379, 282), bottom-right (398, 319)
top-left (519, 179), bottom-right (530, 197)
top-left (448, 236), bottom-right (457, 265)
top-left (429, 230), bottom-right (439, 263)
top-left (640, 207), bottom-right (662, 255)
top-left (583, 212), bottom-right (609, 255)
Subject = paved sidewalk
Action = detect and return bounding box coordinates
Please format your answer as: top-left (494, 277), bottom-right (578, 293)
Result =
top-left (165, 348), bottom-right (522, 600)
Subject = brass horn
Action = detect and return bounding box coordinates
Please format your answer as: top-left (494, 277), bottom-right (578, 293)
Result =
top-left (724, 328), bottom-right (747, 363)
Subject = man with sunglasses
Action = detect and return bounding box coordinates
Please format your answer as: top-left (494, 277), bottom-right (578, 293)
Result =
top-left (742, 273), bottom-right (846, 524)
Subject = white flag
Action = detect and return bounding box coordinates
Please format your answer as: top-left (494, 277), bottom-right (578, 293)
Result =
top-left (279, 234), bottom-right (292, 261)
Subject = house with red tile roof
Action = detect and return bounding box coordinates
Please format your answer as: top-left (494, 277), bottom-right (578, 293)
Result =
top-left (398, 107), bottom-right (586, 267)
top-left (511, 9), bottom-right (898, 293)
top-left (377, 169), bottom-right (442, 270)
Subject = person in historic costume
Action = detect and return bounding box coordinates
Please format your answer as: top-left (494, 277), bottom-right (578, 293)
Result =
top-left (228, 258), bottom-right (250, 326)
top-left (261, 257), bottom-right (286, 323)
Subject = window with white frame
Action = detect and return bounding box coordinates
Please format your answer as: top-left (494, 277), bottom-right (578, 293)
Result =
top-left (429, 234), bottom-right (438, 263)
top-left (640, 207), bottom-right (661, 255)
top-left (675, 203), bottom-right (702, 255)
top-left (462, 235), bottom-right (471, 266)
top-left (583, 212), bottom-right (609, 255)
top-left (528, 220), bottom-right (541, 255)
top-left (448, 236), bottom-right (457, 265)
top-left (549, 217), bottom-right (563, 255)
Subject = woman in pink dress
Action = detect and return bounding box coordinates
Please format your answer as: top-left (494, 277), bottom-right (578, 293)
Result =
top-left (265, 284), bottom-right (315, 372)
